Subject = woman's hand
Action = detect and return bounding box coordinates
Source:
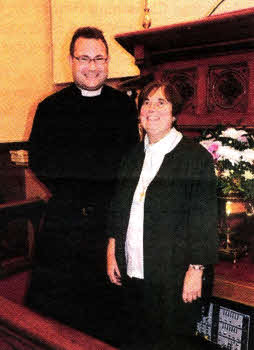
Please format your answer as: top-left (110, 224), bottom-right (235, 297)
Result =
top-left (107, 238), bottom-right (122, 286)
top-left (182, 266), bottom-right (203, 303)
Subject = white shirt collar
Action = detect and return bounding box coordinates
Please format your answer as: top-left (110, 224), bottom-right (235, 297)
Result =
top-left (144, 127), bottom-right (183, 155)
top-left (79, 87), bottom-right (102, 97)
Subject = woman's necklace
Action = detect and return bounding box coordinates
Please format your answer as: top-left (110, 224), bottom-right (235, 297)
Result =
top-left (137, 130), bottom-right (182, 203)
top-left (139, 188), bottom-right (146, 202)
top-left (138, 163), bottom-right (153, 202)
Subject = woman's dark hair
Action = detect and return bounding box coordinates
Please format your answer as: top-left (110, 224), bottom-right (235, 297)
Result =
top-left (137, 80), bottom-right (184, 141)
top-left (138, 80), bottom-right (183, 116)
top-left (70, 27), bottom-right (109, 57)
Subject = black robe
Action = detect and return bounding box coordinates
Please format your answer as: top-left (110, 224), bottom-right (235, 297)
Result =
top-left (108, 136), bottom-right (218, 340)
top-left (26, 83), bottom-right (139, 344)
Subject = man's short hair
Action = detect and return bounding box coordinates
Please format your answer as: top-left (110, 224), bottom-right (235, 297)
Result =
top-left (70, 27), bottom-right (109, 56)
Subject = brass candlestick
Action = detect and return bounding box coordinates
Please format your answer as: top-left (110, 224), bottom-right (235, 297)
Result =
top-left (217, 195), bottom-right (249, 263)
top-left (142, 0), bottom-right (151, 29)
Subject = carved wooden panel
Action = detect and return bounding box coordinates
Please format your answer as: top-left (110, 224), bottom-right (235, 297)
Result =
top-left (207, 62), bottom-right (249, 114)
top-left (162, 68), bottom-right (197, 114)
top-left (115, 8), bottom-right (254, 128)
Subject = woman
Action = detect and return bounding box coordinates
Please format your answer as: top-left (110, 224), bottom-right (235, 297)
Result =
top-left (107, 81), bottom-right (218, 349)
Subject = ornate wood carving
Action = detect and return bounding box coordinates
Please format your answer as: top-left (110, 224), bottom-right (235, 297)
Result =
top-left (207, 62), bottom-right (249, 113)
top-left (115, 7), bottom-right (254, 128)
top-left (162, 68), bottom-right (197, 114)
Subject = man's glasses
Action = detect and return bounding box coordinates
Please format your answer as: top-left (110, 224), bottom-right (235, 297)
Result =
top-left (73, 55), bottom-right (108, 67)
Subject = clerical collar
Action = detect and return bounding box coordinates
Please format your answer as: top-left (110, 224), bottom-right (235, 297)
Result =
top-left (79, 87), bottom-right (102, 97)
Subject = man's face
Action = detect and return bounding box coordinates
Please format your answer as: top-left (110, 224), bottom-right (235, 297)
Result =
top-left (69, 37), bottom-right (109, 90)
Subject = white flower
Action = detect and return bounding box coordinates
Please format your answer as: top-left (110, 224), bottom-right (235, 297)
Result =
top-left (241, 149), bottom-right (254, 163)
top-left (221, 128), bottom-right (247, 140)
top-left (217, 146), bottom-right (242, 165)
top-left (243, 170), bottom-right (254, 180)
top-left (199, 127), bottom-right (254, 201)
top-left (221, 169), bottom-right (231, 178)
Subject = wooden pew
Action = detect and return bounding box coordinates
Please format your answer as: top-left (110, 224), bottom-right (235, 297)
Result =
top-left (0, 295), bottom-right (117, 350)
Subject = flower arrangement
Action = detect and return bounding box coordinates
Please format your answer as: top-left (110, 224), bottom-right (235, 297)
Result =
top-left (199, 126), bottom-right (254, 203)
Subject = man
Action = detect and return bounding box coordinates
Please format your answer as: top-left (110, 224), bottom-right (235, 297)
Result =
top-left (26, 27), bottom-right (138, 345)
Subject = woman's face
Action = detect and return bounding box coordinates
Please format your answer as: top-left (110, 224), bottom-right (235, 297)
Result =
top-left (140, 87), bottom-right (176, 144)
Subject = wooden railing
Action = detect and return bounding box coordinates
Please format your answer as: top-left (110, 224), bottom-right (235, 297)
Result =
top-left (0, 295), bottom-right (117, 350)
top-left (0, 198), bottom-right (46, 277)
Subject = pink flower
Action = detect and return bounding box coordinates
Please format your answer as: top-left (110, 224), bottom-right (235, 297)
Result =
top-left (208, 142), bottom-right (220, 160)
top-left (238, 135), bottom-right (248, 142)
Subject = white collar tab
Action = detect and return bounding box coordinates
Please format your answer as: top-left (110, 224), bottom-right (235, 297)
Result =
top-left (80, 87), bottom-right (102, 97)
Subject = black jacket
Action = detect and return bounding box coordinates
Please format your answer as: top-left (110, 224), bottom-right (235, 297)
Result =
top-left (108, 137), bottom-right (218, 332)
top-left (29, 83), bottom-right (139, 202)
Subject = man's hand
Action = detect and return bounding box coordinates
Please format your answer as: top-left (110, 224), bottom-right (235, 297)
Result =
top-left (107, 238), bottom-right (122, 286)
top-left (182, 266), bottom-right (203, 303)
